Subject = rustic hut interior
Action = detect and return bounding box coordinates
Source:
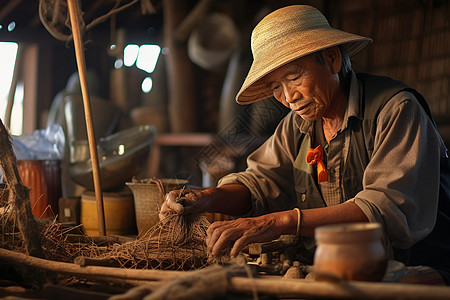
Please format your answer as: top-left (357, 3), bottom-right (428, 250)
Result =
top-left (1, 0), bottom-right (450, 299)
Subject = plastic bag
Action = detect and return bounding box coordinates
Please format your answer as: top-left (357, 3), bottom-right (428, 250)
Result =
top-left (12, 124), bottom-right (65, 160)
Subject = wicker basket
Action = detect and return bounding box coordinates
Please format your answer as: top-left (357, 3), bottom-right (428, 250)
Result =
top-left (126, 178), bottom-right (188, 237)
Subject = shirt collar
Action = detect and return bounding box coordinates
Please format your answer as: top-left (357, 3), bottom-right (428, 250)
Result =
top-left (340, 71), bottom-right (362, 131)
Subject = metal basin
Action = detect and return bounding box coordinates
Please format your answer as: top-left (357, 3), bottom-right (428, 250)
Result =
top-left (69, 125), bottom-right (157, 191)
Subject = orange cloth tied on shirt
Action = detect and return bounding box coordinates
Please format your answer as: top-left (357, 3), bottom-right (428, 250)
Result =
top-left (306, 145), bottom-right (328, 183)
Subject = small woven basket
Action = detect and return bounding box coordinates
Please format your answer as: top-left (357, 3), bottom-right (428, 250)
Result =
top-left (126, 178), bottom-right (188, 237)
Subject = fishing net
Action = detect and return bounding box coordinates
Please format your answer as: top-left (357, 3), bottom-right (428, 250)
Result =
top-left (0, 190), bottom-right (213, 272)
top-left (96, 211), bottom-right (211, 270)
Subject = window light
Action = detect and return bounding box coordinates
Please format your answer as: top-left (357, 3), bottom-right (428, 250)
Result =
top-left (136, 45), bottom-right (160, 73)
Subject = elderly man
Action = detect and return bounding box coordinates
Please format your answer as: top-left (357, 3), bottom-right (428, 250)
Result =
top-left (161, 5), bottom-right (450, 284)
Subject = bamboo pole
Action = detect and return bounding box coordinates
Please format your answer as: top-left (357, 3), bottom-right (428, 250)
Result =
top-left (229, 277), bottom-right (450, 300)
top-left (0, 248), bottom-right (183, 282)
top-left (67, 0), bottom-right (106, 236)
top-left (2, 247), bottom-right (450, 299)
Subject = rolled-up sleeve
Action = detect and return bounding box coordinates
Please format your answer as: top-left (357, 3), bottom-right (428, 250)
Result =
top-left (218, 112), bottom-right (301, 217)
top-left (348, 91), bottom-right (447, 249)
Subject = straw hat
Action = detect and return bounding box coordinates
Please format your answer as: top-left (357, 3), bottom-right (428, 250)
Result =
top-left (236, 5), bottom-right (372, 104)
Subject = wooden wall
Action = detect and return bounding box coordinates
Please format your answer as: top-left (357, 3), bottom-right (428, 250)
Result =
top-left (330, 0), bottom-right (450, 139)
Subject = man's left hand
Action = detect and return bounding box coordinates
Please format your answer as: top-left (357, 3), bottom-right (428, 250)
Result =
top-left (206, 215), bottom-right (282, 258)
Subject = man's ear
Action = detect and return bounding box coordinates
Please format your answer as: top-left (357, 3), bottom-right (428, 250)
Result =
top-left (323, 46), bottom-right (342, 74)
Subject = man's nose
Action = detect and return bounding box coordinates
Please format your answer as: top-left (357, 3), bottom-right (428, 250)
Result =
top-left (283, 84), bottom-right (299, 104)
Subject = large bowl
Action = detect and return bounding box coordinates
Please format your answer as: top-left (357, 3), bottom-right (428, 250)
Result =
top-left (69, 125), bottom-right (157, 191)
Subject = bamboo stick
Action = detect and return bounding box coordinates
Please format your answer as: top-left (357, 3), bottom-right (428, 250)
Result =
top-left (3, 247), bottom-right (450, 299)
top-left (0, 248), bottom-right (183, 282)
top-left (67, 0), bottom-right (106, 236)
top-left (229, 277), bottom-right (450, 300)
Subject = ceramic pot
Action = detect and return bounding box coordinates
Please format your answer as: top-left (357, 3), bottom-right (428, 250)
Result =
top-left (17, 159), bottom-right (61, 220)
top-left (313, 222), bottom-right (387, 282)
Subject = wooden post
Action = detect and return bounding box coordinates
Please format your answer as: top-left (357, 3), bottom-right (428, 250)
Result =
top-left (163, 0), bottom-right (198, 132)
top-left (67, 0), bottom-right (106, 236)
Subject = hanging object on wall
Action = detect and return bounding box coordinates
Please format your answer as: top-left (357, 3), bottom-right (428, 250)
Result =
top-left (187, 13), bottom-right (240, 71)
top-left (38, 0), bottom-right (156, 42)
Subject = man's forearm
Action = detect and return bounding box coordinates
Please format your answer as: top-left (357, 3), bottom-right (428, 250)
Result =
top-left (203, 184), bottom-right (252, 216)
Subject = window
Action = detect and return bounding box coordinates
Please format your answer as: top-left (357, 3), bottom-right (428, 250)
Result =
top-left (0, 42), bottom-right (22, 135)
top-left (116, 44), bottom-right (161, 93)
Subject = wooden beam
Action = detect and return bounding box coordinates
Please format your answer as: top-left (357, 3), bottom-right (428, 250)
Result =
top-left (0, 0), bottom-right (23, 22)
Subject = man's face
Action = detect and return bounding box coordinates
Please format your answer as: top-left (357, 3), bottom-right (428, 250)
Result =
top-left (264, 53), bottom-right (341, 121)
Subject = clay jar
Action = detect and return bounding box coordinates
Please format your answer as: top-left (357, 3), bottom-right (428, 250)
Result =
top-left (313, 222), bottom-right (387, 282)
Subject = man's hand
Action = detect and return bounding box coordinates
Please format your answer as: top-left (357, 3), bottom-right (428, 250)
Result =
top-left (159, 189), bottom-right (211, 222)
top-left (206, 214), bottom-right (284, 258)
top-left (159, 184), bottom-right (252, 223)
top-left (160, 190), bottom-right (185, 215)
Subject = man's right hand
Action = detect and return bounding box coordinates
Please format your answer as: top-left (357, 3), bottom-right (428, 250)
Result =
top-left (159, 189), bottom-right (211, 221)
top-left (158, 184), bottom-right (252, 222)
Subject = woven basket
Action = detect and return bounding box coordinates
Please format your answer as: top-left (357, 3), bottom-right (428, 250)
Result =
top-left (126, 178), bottom-right (188, 237)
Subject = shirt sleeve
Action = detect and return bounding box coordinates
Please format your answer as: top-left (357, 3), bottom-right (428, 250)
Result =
top-left (348, 91), bottom-right (448, 249)
top-left (218, 111), bottom-right (300, 217)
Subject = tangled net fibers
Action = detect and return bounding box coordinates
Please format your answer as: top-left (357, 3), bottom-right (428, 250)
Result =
top-left (1, 184), bottom-right (213, 272)
top-left (0, 195), bottom-right (112, 263)
top-left (97, 211), bottom-right (211, 270)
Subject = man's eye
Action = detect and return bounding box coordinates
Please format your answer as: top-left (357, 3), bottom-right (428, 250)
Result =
top-left (289, 76), bottom-right (301, 81)
top-left (272, 86), bottom-right (281, 98)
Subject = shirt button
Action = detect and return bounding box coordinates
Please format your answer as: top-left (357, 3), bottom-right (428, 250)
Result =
top-left (301, 194), bottom-right (306, 202)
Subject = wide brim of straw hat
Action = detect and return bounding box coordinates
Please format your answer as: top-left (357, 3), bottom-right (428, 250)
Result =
top-left (236, 5), bottom-right (372, 104)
